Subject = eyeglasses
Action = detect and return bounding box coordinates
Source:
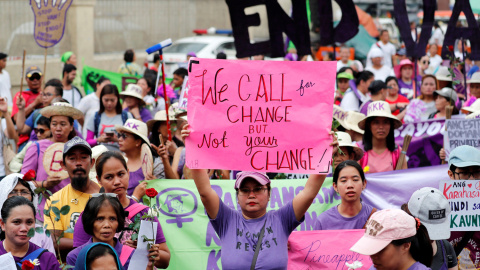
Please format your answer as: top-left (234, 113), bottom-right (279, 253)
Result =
top-left (238, 187), bottom-right (267, 196)
top-left (453, 171), bottom-right (480, 180)
top-left (422, 61), bottom-right (430, 65)
top-left (91, 193), bottom-right (118, 198)
top-left (9, 190), bottom-right (31, 196)
top-left (117, 133), bottom-right (132, 140)
top-left (34, 128), bottom-right (46, 135)
top-left (27, 74), bottom-right (42, 81)
top-left (42, 92), bottom-right (54, 97)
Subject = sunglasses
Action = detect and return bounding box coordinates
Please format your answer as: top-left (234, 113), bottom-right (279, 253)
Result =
top-left (117, 132), bottom-right (132, 140)
top-left (27, 74), bottom-right (42, 81)
top-left (91, 193), bottom-right (118, 198)
top-left (34, 128), bottom-right (46, 135)
top-left (422, 61), bottom-right (430, 65)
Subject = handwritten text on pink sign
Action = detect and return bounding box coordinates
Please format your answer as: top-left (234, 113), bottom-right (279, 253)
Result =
top-left (186, 59), bottom-right (335, 173)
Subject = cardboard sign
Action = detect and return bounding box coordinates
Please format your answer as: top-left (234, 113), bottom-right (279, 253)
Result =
top-left (43, 143), bottom-right (68, 179)
top-left (178, 76), bottom-right (189, 111)
top-left (186, 59), bottom-right (335, 173)
top-left (288, 230), bottom-right (372, 270)
top-left (30, 0), bottom-right (73, 48)
top-left (440, 180), bottom-right (480, 231)
top-left (444, 119), bottom-right (480, 159)
top-left (141, 144), bottom-right (153, 177)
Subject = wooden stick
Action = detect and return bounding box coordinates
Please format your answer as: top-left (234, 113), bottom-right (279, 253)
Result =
top-left (159, 134), bottom-right (163, 146)
top-left (43, 48), bottom-right (47, 88)
top-left (396, 135), bottom-right (412, 170)
top-left (441, 105), bottom-right (454, 164)
top-left (20, 50), bottom-right (26, 95)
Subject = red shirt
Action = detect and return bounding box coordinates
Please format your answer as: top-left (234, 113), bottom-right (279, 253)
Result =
top-left (11, 89), bottom-right (41, 145)
top-left (385, 94), bottom-right (409, 115)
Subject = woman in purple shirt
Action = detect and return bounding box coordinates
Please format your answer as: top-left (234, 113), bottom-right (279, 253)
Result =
top-left (314, 160), bottom-right (375, 230)
top-left (0, 196), bottom-right (59, 269)
top-left (121, 84), bottom-right (153, 122)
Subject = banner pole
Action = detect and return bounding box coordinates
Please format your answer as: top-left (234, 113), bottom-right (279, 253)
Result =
top-left (20, 50), bottom-right (26, 96)
top-left (159, 50), bottom-right (172, 141)
top-left (43, 48), bottom-right (47, 88)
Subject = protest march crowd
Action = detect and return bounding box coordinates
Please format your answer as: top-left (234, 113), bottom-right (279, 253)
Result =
top-left (1, 9), bottom-right (480, 270)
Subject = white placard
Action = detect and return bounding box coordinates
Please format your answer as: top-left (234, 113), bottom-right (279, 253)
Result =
top-left (178, 76), bottom-right (189, 111)
top-left (0, 253), bottom-right (18, 269)
top-left (444, 118), bottom-right (480, 159)
top-left (440, 180), bottom-right (480, 231)
top-left (128, 220), bottom-right (158, 270)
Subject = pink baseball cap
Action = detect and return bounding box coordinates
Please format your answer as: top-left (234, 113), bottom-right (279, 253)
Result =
top-left (350, 209), bottom-right (416, 255)
top-left (235, 172), bottom-right (270, 189)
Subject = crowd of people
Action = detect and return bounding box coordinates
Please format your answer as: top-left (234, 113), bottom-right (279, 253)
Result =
top-left (0, 26), bottom-right (477, 270)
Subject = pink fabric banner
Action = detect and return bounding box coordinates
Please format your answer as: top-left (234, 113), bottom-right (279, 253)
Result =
top-left (288, 230), bottom-right (373, 270)
top-left (186, 59), bottom-right (336, 173)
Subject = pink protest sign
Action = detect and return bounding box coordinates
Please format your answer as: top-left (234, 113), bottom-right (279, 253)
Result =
top-left (186, 59), bottom-right (335, 173)
top-left (288, 230), bottom-right (373, 270)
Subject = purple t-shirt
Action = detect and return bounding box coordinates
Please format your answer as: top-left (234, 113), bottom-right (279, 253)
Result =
top-left (210, 198), bottom-right (302, 270)
top-left (0, 241), bottom-right (60, 270)
top-left (128, 167), bottom-right (144, 196)
top-left (314, 202), bottom-right (374, 230)
top-left (369, 262), bottom-right (431, 270)
top-left (73, 198), bottom-right (166, 247)
top-left (123, 107), bottom-right (153, 122)
top-left (67, 238), bottom-right (133, 268)
top-left (21, 139), bottom-right (71, 223)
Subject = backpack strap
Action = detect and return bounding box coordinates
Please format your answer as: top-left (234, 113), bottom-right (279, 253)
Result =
top-left (121, 110), bottom-right (129, 124)
top-left (119, 245), bottom-right (135, 266)
top-left (362, 208), bottom-right (377, 229)
top-left (16, 248), bottom-right (47, 268)
top-left (125, 203), bottom-right (148, 220)
top-left (35, 141), bottom-right (40, 159)
top-left (94, 112), bottom-right (101, 137)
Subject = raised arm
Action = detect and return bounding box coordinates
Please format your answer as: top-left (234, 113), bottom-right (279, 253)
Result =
top-left (182, 124), bottom-right (220, 219)
top-left (292, 131), bottom-right (337, 221)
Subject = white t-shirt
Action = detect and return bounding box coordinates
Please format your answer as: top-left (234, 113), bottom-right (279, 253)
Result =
top-left (340, 89), bottom-right (368, 112)
top-left (430, 28), bottom-right (444, 45)
top-left (77, 93), bottom-right (99, 137)
top-left (367, 42), bottom-right (396, 69)
top-left (0, 70), bottom-right (12, 107)
top-left (0, 119), bottom-right (8, 176)
top-left (366, 65), bottom-right (394, 81)
top-left (63, 87), bottom-right (82, 107)
top-left (426, 54), bottom-right (443, 74)
top-left (337, 60), bottom-right (352, 71)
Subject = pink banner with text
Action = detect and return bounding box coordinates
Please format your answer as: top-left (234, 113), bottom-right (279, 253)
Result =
top-left (288, 230), bottom-right (373, 270)
top-left (186, 59), bottom-right (336, 173)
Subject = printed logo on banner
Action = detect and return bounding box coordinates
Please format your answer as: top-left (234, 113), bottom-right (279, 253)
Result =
top-left (157, 188), bottom-right (198, 228)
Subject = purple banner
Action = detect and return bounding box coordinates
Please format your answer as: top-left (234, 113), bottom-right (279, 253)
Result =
top-left (394, 119), bottom-right (445, 168)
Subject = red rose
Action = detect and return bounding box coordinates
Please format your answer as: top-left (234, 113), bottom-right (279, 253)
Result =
top-left (145, 188), bottom-right (158, 198)
top-left (448, 45), bottom-right (454, 52)
top-left (23, 170), bottom-right (36, 181)
top-left (22, 260), bottom-right (34, 270)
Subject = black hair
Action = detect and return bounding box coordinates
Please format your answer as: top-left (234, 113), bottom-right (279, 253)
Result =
top-left (86, 244), bottom-right (119, 270)
top-left (216, 52), bottom-right (227, 59)
top-left (149, 122), bottom-right (165, 158)
top-left (49, 115), bottom-right (77, 140)
top-left (337, 67), bottom-right (357, 78)
top-left (379, 29), bottom-right (389, 36)
top-left (82, 195), bottom-right (125, 236)
top-left (36, 116), bottom-right (51, 129)
top-left (44, 79), bottom-right (63, 97)
top-left (153, 53), bottom-right (160, 63)
top-left (1, 196), bottom-right (35, 225)
top-left (391, 222), bottom-right (433, 267)
top-left (15, 179), bottom-right (35, 202)
top-left (62, 64), bottom-right (77, 77)
top-left (124, 49), bottom-right (135, 63)
top-left (139, 76), bottom-right (155, 96)
top-left (95, 76), bottom-right (110, 93)
top-left (0, 53), bottom-right (7, 60)
top-left (333, 160), bottom-right (366, 184)
top-left (385, 76), bottom-right (398, 85)
top-left (368, 81), bottom-right (386, 95)
top-left (95, 151), bottom-right (128, 178)
top-left (173, 68), bottom-right (188, 79)
top-left (325, 52), bottom-right (334, 61)
top-left (355, 71), bottom-right (374, 86)
top-left (433, 93), bottom-right (460, 115)
top-left (449, 164), bottom-right (457, 173)
top-left (99, 84), bottom-right (122, 114)
top-left (363, 117), bottom-right (397, 152)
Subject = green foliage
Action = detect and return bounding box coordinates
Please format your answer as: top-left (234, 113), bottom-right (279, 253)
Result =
top-left (27, 228), bottom-right (35, 237)
top-left (64, 228), bottom-right (74, 234)
top-left (60, 205), bottom-right (70, 215)
top-left (273, 173), bottom-right (287, 179)
top-left (45, 229), bottom-right (51, 237)
top-left (332, 119), bottom-right (341, 131)
top-left (51, 200), bottom-right (60, 204)
top-left (35, 227), bottom-right (44, 234)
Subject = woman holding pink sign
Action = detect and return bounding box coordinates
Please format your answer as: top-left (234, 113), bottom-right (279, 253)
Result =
top-left (181, 124), bottom-right (337, 270)
top-left (358, 100), bottom-right (407, 173)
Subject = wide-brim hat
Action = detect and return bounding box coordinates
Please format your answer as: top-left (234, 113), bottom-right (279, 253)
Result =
top-left (115, 119), bottom-right (150, 146)
top-left (336, 131), bottom-right (364, 161)
top-left (333, 105), bottom-right (348, 128)
top-left (40, 102), bottom-right (83, 120)
top-left (435, 66), bottom-right (453, 82)
top-left (120, 84), bottom-right (145, 105)
top-left (467, 71), bottom-right (480, 84)
top-left (466, 111), bottom-right (480, 119)
top-left (146, 110), bottom-right (177, 133)
top-left (342, 111), bottom-right (365, 134)
top-left (394, 59), bottom-right (414, 79)
top-left (358, 101), bottom-right (402, 130)
top-left (462, 99), bottom-right (480, 113)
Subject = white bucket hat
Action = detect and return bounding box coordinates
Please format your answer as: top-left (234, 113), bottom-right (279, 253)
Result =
top-left (115, 119), bottom-right (150, 146)
top-left (336, 131), bottom-right (364, 161)
top-left (462, 99), bottom-right (480, 113)
top-left (467, 72), bottom-right (480, 84)
top-left (342, 111), bottom-right (365, 134)
top-left (358, 101), bottom-right (402, 130)
top-left (333, 105), bottom-right (348, 128)
top-left (466, 111), bottom-right (480, 119)
top-left (120, 84), bottom-right (145, 105)
top-left (435, 66), bottom-right (453, 82)
top-left (146, 110), bottom-right (177, 133)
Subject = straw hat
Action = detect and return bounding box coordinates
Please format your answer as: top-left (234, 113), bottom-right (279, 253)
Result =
top-left (462, 99), bottom-right (480, 113)
top-left (333, 105), bottom-right (348, 128)
top-left (358, 101), bottom-right (402, 130)
top-left (115, 119), bottom-right (150, 146)
top-left (336, 131), bottom-right (364, 161)
top-left (342, 111), bottom-right (365, 134)
top-left (466, 111), bottom-right (480, 119)
top-left (435, 66), bottom-right (452, 82)
top-left (394, 59), bottom-right (414, 79)
top-left (467, 72), bottom-right (480, 84)
top-left (146, 110), bottom-right (177, 133)
top-left (120, 84), bottom-right (145, 105)
top-left (40, 102), bottom-right (83, 120)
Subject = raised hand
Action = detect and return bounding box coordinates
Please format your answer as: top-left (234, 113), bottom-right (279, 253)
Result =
top-left (30, 0), bottom-right (74, 48)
